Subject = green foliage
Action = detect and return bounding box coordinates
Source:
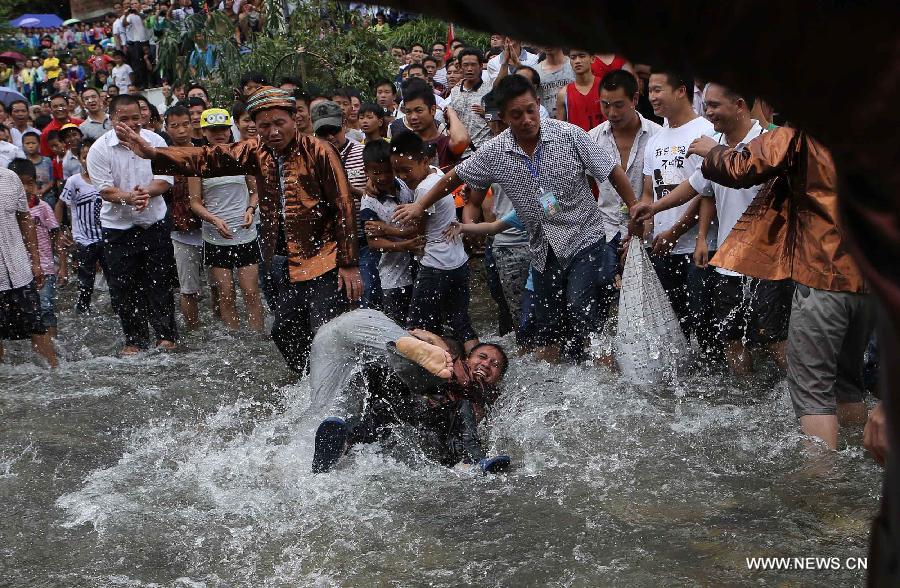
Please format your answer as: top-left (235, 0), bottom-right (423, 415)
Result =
top-left (382, 17), bottom-right (490, 52)
top-left (156, 0), bottom-right (396, 105)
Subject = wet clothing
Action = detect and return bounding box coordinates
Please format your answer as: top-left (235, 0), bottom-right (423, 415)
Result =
top-left (309, 309), bottom-right (493, 465)
top-left (151, 134), bottom-right (359, 283)
top-left (714, 274), bottom-right (793, 343)
top-left (0, 281), bottom-right (47, 339)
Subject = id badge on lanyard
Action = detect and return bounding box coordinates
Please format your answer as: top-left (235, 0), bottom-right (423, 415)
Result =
top-left (524, 144), bottom-right (559, 218)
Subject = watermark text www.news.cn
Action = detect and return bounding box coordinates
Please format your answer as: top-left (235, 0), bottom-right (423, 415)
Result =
top-left (746, 556), bottom-right (867, 571)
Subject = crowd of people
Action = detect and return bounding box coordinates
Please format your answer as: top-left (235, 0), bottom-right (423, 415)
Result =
top-left (0, 24), bottom-right (885, 472)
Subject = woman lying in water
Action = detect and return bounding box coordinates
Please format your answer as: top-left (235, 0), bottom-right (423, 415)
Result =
top-left (308, 309), bottom-right (511, 474)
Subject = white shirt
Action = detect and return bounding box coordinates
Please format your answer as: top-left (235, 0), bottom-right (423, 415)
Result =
top-left (111, 63), bottom-right (133, 94)
top-left (359, 182), bottom-right (415, 289)
top-left (0, 169), bottom-right (33, 291)
top-left (87, 128), bottom-right (173, 230)
top-left (486, 50), bottom-right (539, 84)
top-left (642, 115), bottom-right (717, 255)
top-left (112, 17), bottom-right (127, 46)
top-left (416, 169), bottom-right (468, 270)
top-left (588, 113), bottom-right (662, 241)
top-left (124, 13), bottom-right (149, 43)
top-left (689, 121), bottom-right (766, 275)
top-left (0, 141), bottom-right (26, 169)
top-left (433, 66), bottom-right (447, 87)
top-left (9, 126), bottom-right (37, 149)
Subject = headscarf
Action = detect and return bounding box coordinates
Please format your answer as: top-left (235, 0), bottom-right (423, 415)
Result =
top-left (245, 85), bottom-right (296, 118)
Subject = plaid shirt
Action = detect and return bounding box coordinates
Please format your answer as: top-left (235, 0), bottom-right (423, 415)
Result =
top-left (449, 79), bottom-right (493, 150)
top-left (455, 118), bottom-right (614, 271)
top-left (0, 169), bottom-right (32, 291)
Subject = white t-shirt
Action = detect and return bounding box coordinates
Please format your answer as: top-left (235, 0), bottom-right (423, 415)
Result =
top-left (359, 184), bottom-right (415, 290)
top-left (689, 121), bottom-right (766, 276)
top-left (415, 169), bottom-right (467, 270)
top-left (111, 63), bottom-right (133, 93)
top-left (642, 115), bottom-right (717, 255)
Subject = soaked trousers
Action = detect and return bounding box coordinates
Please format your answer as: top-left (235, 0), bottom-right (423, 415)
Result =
top-left (74, 241), bottom-right (108, 313)
top-left (271, 267), bottom-right (347, 373)
top-left (103, 221), bottom-right (178, 348)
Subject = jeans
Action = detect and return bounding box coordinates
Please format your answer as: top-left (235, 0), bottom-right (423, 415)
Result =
top-left (271, 267), bottom-right (348, 373)
top-left (103, 221), bottom-right (178, 348)
top-left (484, 241), bottom-right (513, 336)
top-left (492, 244), bottom-right (531, 340)
top-left (532, 239), bottom-right (604, 358)
top-left (651, 251), bottom-right (720, 361)
top-left (38, 274), bottom-right (57, 328)
top-left (407, 263), bottom-right (477, 343)
top-left (359, 243), bottom-right (383, 310)
top-left (260, 254), bottom-right (288, 311)
top-left (74, 241), bottom-right (107, 313)
top-left (597, 233), bottom-right (621, 329)
top-left (382, 286), bottom-right (412, 326)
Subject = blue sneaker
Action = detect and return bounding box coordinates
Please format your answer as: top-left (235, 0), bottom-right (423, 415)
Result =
top-left (312, 417), bottom-right (350, 473)
top-left (478, 455), bottom-right (511, 474)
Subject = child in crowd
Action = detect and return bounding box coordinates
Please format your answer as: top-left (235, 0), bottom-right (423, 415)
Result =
top-left (9, 158), bottom-right (66, 339)
top-left (389, 132), bottom-right (478, 351)
top-left (357, 103), bottom-right (387, 143)
top-left (58, 139), bottom-right (106, 314)
top-left (21, 131), bottom-right (54, 203)
top-left (231, 101), bottom-right (257, 141)
top-left (45, 130), bottom-right (65, 208)
top-left (59, 124), bottom-right (84, 181)
top-left (358, 140), bottom-right (422, 323)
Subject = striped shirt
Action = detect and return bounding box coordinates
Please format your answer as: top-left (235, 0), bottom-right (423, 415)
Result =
top-left (60, 174), bottom-right (103, 245)
top-left (338, 138), bottom-right (366, 239)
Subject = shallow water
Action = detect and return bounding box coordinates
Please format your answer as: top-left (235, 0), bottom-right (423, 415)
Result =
top-left (0, 272), bottom-right (882, 587)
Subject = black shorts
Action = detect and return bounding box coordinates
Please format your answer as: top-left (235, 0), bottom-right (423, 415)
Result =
top-left (714, 274), bottom-right (794, 343)
top-left (203, 238), bottom-right (261, 269)
top-left (0, 282), bottom-right (47, 340)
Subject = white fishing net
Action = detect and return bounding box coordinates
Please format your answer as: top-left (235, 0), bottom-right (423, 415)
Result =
top-left (615, 237), bottom-right (690, 385)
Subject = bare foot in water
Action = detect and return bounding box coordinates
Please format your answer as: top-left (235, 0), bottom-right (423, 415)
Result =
top-left (395, 336), bottom-right (453, 378)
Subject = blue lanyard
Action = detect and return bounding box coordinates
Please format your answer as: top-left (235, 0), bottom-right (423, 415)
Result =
top-left (522, 143), bottom-right (543, 180)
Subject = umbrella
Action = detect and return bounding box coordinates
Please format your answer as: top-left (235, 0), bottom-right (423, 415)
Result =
top-left (0, 88), bottom-right (28, 107)
top-left (15, 17), bottom-right (41, 27)
top-left (0, 52), bottom-right (26, 65)
top-left (62, 18), bottom-right (80, 26)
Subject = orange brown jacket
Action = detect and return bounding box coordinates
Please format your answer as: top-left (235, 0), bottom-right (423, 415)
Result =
top-left (151, 134), bottom-right (358, 283)
top-left (702, 126), bottom-right (865, 294)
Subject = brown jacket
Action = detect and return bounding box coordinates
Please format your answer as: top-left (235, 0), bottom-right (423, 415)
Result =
top-left (151, 134), bottom-right (358, 282)
top-left (702, 127), bottom-right (865, 294)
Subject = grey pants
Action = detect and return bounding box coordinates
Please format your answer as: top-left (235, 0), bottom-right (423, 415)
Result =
top-left (309, 309), bottom-right (432, 423)
top-left (492, 244), bottom-right (530, 325)
top-left (786, 285), bottom-right (875, 417)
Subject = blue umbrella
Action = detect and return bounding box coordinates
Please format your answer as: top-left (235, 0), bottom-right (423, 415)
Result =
top-left (0, 88), bottom-right (28, 107)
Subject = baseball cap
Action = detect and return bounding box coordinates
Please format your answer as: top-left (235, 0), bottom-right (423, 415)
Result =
top-left (200, 108), bottom-right (232, 128)
top-left (310, 100), bottom-right (343, 133)
top-left (60, 123), bottom-right (83, 136)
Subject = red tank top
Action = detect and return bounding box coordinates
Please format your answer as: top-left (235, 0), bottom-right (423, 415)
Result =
top-left (565, 76), bottom-right (604, 132)
top-left (591, 54), bottom-right (627, 80)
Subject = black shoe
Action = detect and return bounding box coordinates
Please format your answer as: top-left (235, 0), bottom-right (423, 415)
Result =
top-left (312, 417), bottom-right (350, 473)
top-left (478, 455), bottom-right (511, 474)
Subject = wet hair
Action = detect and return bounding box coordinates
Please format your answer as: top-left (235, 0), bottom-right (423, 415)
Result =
top-left (650, 67), bottom-right (693, 101)
top-left (716, 84), bottom-right (756, 111)
top-left (164, 104), bottom-right (191, 121)
top-left (8, 157), bottom-right (36, 179)
top-left (240, 71), bottom-right (268, 88)
top-left (362, 139), bottom-right (391, 165)
top-left (109, 94), bottom-right (141, 116)
top-left (469, 342), bottom-right (509, 375)
top-left (22, 131), bottom-right (40, 142)
top-left (358, 102), bottom-right (385, 119)
top-left (374, 78), bottom-right (397, 94)
top-left (400, 78), bottom-right (435, 108)
top-left (389, 131), bottom-right (434, 161)
top-left (600, 69), bottom-right (639, 98)
top-left (493, 74), bottom-right (538, 113)
top-left (457, 47), bottom-right (484, 65)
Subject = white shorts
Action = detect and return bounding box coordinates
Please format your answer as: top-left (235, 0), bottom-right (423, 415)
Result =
top-left (172, 240), bottom-right (203, 295)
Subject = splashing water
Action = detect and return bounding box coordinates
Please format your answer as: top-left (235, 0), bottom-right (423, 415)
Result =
top-left (0, 271), bottom-right (881, 587)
